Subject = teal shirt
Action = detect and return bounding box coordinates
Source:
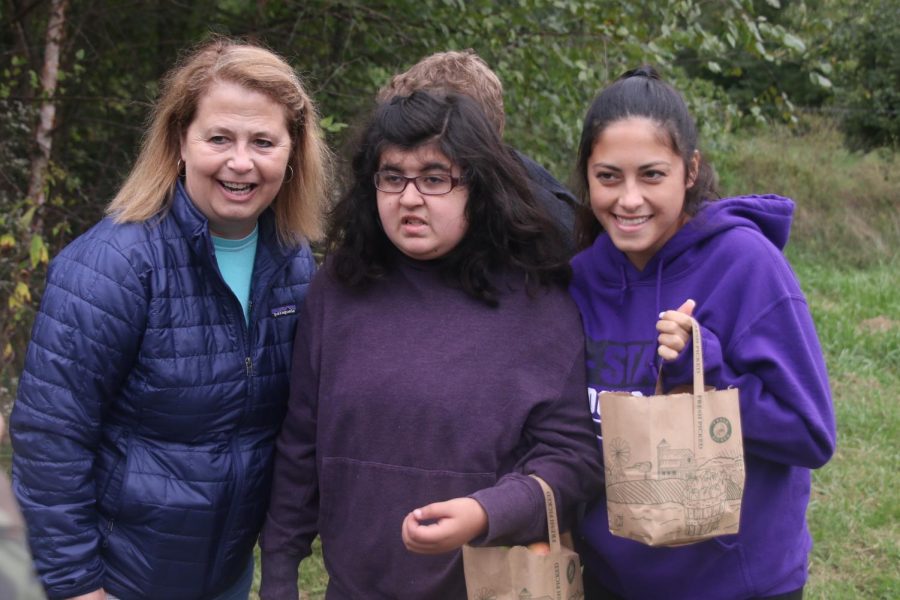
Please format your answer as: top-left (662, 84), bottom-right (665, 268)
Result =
top-left (212, 226), bottom-right (259, 324)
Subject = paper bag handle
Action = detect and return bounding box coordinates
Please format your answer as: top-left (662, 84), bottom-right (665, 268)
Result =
top-left (654, 317), bottom-right (704, 396)
top-left (529, 475), bottom-right (562, 553)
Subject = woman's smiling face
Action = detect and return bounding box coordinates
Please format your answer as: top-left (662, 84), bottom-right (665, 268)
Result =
top-left (587, 116), bottom-right (697, 270)
top-left (180, 80), bottom-right (291, 239)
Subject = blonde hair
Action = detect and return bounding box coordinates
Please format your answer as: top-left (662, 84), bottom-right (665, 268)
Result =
top-left (376, 49), bottom-right (505, 136)
top-left (107, 36), bottom-right (330, 245)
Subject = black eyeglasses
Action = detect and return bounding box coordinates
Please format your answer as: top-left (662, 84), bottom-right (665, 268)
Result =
top-left (373, 171), bottom-right (465, 196)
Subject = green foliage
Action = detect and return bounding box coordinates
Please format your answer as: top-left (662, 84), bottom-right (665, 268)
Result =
top-left (0, 0), bottom-right (894, 410)
top-left (677, 0), bottom-right (837, 128)
top-left (0, 0), bottom-right (844, 377)
top-left (820, 0), bottom-right (900, 150)
top-left (6, 0), bottom-right (828, 195)
top-left (4, 0), bottom-right (884, 205)
top-left (0, 93), bottom-right (39, 395)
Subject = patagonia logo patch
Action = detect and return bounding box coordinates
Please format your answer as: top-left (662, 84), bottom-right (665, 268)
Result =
top-left (271, 304), bottom-right (297, 318)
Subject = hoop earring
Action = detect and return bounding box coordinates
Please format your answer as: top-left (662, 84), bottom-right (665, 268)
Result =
top-left (177, 159), bottom-right (186, 177)
top-left (283, 165), bottom-right (294, 183)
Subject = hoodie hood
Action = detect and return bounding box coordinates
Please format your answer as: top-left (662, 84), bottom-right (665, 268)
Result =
top-left (569, 193), bottom-right (799, 395)
top-left (586, 194), bottom-right (795, 288)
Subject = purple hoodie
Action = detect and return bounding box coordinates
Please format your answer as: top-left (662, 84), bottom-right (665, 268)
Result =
top-left (569, 195), bottom-right (836, 599)
top-left (260, 257), bottom-right (603, 599)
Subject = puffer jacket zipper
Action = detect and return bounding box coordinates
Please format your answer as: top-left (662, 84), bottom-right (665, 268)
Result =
top-left (205, 252), bottom-right (291, 595)
top-left (203, 252), bottom-right (254, 595)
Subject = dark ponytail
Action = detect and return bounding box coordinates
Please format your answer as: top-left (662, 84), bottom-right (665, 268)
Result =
top-left (573, 65), bottom-right (718, 249)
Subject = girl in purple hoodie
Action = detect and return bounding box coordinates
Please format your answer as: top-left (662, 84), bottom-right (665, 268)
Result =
top-left (259, 91), bottom-right (603, 599)
top-left (568, 66), bottom-right (836, 600)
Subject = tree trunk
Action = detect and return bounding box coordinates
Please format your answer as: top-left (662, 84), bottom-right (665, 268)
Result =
top-left (25, 0), bottom-right (69, 226)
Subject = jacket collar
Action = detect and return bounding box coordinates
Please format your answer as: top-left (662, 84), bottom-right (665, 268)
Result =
top-left (170, 179), bottom-right (291, 264)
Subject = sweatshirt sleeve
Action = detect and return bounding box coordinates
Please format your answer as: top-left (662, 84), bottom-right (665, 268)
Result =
top-left (10, 238), bottom-right (146, 599)
top-left (470, 344), bottom-right (604, 546)
top-left (661, 321), bottom-right (724, 392)
top-left (259, 288), bottom-right (321, 600)
top-left (680, 298), bottom-right (836, 469)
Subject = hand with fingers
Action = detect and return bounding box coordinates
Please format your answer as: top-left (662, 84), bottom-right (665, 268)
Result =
top-left (401, 497), bottom-right (488, 555)
top-left (656, 299), bottom-right (696, 361)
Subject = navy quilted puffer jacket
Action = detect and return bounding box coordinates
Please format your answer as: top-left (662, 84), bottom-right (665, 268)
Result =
top-left (10, 182), bottom-right (315, 599)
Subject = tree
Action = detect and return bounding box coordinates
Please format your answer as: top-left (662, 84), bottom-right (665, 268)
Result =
top-left (26, 0), bottom-right (68, 219)
top-left (1, 0), bottom-right (70, 396)
top-left (825, 0), bottom-right (899, 149)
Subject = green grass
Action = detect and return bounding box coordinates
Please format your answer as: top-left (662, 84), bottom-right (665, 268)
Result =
top-left (795, 259), bottom-right (899, 599)
top-left (718, 127), bottom-right (899, 599)
top-left (715, 117), bottom-right (898, 269)
top-left (250, 541), bottom-right (327, 600)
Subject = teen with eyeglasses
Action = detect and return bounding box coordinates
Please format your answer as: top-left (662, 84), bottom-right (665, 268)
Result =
top-left (377, 49), bottom-right (578, 251)
top-left (258, 90), bottom-right (602, 599)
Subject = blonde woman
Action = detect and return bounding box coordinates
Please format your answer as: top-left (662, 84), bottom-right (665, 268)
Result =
top-left (10, 37), bottom-right (328, 600)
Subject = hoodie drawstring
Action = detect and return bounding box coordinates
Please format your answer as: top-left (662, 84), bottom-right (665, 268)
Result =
top-left (654, 259), bottom-right (664, 320)
top-left (649, 259), bottom-right (665, 381)
top-left (617, 264), bottom-right (628, 306)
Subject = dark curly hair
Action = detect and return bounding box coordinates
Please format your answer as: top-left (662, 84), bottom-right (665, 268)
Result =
top-left (326, 90), bottom-right (570, 306)
top-left (573, 65), bottom-right (719, 249)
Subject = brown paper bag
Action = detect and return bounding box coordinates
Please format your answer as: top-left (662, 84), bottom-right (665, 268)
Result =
top-left (462, 475), bottom-right (584, 600)
top-left (598, 318), bottom-right (745, 546)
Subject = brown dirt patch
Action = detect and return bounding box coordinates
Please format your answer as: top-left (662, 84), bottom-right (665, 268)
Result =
top-left (858, 316), bottom-right (896, 334)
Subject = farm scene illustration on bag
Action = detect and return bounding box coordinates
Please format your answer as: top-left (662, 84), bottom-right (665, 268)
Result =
top-left (604, 433), bottom-right (745, 541)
